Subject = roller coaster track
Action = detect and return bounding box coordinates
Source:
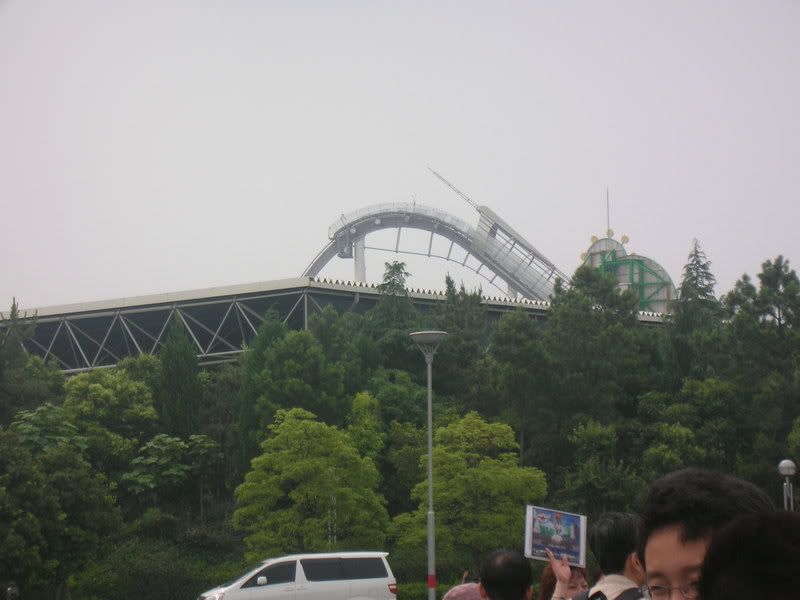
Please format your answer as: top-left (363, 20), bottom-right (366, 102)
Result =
top-left (304, 202), bottom-right (570, 301)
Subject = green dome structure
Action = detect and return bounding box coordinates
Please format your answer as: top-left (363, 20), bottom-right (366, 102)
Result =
top-left (581, 233), bottom-right (677, 314)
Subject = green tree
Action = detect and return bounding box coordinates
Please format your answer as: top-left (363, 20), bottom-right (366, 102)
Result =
top-left (308, 305), bottom-right (353, 363)
top-left (558, 420), bottom-right (644, 519)
top-left (678, 240), bottom-right (718, 310)
top-left (679, 378), bottom-right (744, 471)
top-left (382, 420), bottom-right (425, 516)
top-left (669, 240), bottom-right (723, 380)
top-left (157, 320), bottom-right (202, 438)
top-left (635, 390), bottom-right (709, 480)
top-left (378, 261), bottom-right (412, 298)
top-left (63, 368), bottom-right (158, 476)
top-left (788, 416), bottom-right (800, 459)
top-left (1, 349), bottom-right (64, 426)
top-left (537, 265), bottom-right (657, 484)
top-left (118, 353), bottom-right (162, 394)
top-left (491, 310), bottom-right (549, 465)
top-left (233, 408), bottom-right (388, 560)
top-left (122, 432), bottom-right (221, 522)
top-left (722, 258), bottom-right (800, 403)
top-left (10, 402), bottom-right (87, 456)
top-left (253, 330), bottom-right (346, 427)
top-left (390, 413), bottom-right (547, 580)
top-left (366, 368), bottom-right (427, 426)
top-left (0, 299), bottom-right (34, 373)
top-left (187, 433), bottom-right (223, 526)
top-left (38, 445), bottom-right (121, 600)
top-left (367, 261), bottom-right (420, 372)
top-left (753, 256), bottom-right (800, 328)
top-left (641, 423), bottom-right (706, 480)
top-left (431, 276), bottom-right (489, 399)
top-left (198, 363), bottom-right (243, 498)
top-left (347, 391), bottom-right (385, 462)
top-left (122, 434), bottom-right (192, 508)
top-left (0, 430), bottom-right (61, 594)
top-left (567, 265), bottom-right (639, 324)
top-left (239, 311), bottom-right (288, 469)
top-left (725, 256), bottom-right (800, 332)
top-left (309, 308), bottom-right (377, 394)
top-left (462, 354), bottom-right (504, 418)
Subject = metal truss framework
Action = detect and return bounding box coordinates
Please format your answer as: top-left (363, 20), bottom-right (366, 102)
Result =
top-left (303, 203), bottom-right (571, 301)
top-left (3, 278), bottom-right (576, 374)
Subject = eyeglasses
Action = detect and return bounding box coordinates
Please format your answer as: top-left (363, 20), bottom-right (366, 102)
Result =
top-left (645, 581), bottom-right (699, 599)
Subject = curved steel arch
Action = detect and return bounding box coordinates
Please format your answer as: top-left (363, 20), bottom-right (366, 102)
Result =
top-left (303, 202), bottom-right (569, 301)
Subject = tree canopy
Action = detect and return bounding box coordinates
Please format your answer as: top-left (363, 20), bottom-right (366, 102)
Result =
top-left (2, 247), bottom-right (800, 597)
top-left (233, 408), bottom-right (388, 560)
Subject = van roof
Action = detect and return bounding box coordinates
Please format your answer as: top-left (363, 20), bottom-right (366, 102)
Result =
top-left (261, 551), bottom-right (388, 564)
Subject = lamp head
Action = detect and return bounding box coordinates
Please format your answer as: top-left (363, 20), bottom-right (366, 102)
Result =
top-left (778, 459), bottom-right (796, 477)
top-left (409, 331), bottom-right (448, 347)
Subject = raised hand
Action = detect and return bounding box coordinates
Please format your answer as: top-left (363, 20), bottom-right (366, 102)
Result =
top-left (545, 547), bottom-right (571, 584)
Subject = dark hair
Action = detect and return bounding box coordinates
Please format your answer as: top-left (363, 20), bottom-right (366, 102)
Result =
top-left (479, 550), bottom-right (532, 600)
top-left (588, 512), bottom-right (641, 575)
top-left (639, 468), bottom-right (774, 563)
top-left (536, 563), bottom-right (589, 600)
top-left (698, 512), bottom-right (800, 600)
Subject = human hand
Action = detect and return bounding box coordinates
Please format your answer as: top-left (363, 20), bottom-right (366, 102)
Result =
top-left (545, 548), bottom-right (571, 584)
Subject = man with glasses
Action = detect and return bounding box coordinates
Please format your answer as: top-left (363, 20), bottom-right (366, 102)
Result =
top-left (638, 468), bottom-right (774, 599)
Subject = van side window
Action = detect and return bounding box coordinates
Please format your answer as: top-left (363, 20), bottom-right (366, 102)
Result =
top-left (300, 558), bottom-right (345, 581)
top-left (242, 561), bottom-right (296, 588)
top-left (342, 557), bottom-right (388, 579)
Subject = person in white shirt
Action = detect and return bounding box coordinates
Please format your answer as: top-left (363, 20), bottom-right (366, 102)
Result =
top-left (583, 512), bottom-right (645, 600)
top-left (547, 512), bottom-right (644, 600)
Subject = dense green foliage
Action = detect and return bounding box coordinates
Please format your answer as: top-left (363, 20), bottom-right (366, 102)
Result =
top-left (1, 251), bottom-right (800, 599)
top-left (233, 407), bottom-right (388, 560)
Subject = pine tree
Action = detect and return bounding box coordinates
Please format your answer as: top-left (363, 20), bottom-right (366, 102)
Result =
top-left (156, 319), bottom-right (201, 438)
top-left (669, 239), bottom-right (722, 382)
top-left (238, 310), bottom-right (288, 468)
top-left (1, 298), bottom-right (35, 371)
top-left (676, 239), bottom-right (721, 330)
top-left (372, 261), bottom-right (416, 326)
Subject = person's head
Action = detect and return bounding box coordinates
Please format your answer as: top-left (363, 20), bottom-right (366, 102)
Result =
top-left (698, 511), bottom-right (800, 600)
top-left (639, 468), bottom-right (774, 600)
top-left (535, 564), bottom-right (589, 600)
top-left (588, 512), bottom-right (645, 585)
top-left (444, 582), bottom-right (482, 600)
top-left (479, 550), bottom-right (533, 600)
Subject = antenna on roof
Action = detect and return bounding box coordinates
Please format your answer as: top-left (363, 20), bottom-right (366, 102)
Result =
top-left (606, 185), bottom-right (610, 234)
top-left (428, 167), bottom-right (479, 210)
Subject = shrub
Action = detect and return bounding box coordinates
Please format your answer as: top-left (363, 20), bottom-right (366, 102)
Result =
top-left (71, 537), bottom-right (243, 600)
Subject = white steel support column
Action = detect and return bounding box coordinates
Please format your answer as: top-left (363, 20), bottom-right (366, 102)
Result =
top-left (354, 237), bottom-right (367, 283)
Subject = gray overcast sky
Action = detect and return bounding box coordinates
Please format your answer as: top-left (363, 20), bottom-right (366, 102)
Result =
top-left (2, 1), bottom-right (799, 310)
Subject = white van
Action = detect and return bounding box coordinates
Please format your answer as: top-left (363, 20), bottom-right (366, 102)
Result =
top-left (198, 551), bottom-right (397, 600)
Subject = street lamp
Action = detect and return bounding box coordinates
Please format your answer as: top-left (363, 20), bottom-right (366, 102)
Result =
top-left (409, 330), bottom-right (448, 600)
top-left (778, 459), bottom-right (796, 511)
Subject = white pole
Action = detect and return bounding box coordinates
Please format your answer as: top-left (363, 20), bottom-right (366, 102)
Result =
top-left (426, 352), bottom-right (436, 600)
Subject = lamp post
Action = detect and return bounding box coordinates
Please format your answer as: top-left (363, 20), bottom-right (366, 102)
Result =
top-left (778, 459), bottom-right (796, 511)
top-left (409, 330), bottom-right (448, 600)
